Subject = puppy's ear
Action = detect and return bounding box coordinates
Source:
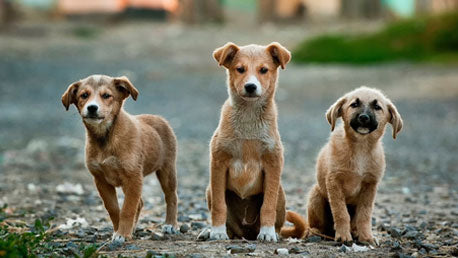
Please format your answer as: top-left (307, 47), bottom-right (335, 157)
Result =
top-left (266, 42), bottom-right (291, 69)
top-left (61, 81), bottom-right (81, 111)
top-left (326, 97), bottom-right (346, 131)
top-left (114, 76), bottom-right (139, 101)
top-left (213, 42), bottom-right (239, 68)
top-left (387, 102), bottom-right (403, 139)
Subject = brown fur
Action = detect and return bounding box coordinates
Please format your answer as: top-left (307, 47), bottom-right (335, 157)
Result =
top-left (61, 75), bottom-right (178, 240)
top-left (206, 42), bottom-right (305, 241)
top-left (307, 87), bottom-right (403, 245)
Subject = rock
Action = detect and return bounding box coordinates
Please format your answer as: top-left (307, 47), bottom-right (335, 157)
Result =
top-left (306, 235), bottom-right (321, 242)
top-left (191, 221), bottom-right (206, 230)
top-left (420, 242), bottom-right (437, 251)
top-left (126, 244), bottom-right (140, 250)
top-left (391, 240), bottom-right (402, 251)
top-left (150, 232), bottom-right (164, 241)
top-left (145, 250), bottom-right (162, 258)
top-left (275, 248), bottom-right (289, 255)
top-left (107, 241), bottom-right (123, 251)
top-left (56, 182), bottom-right (84, 195)
top-left (289, 247), bottom-right (309, 255)
top-left (339, 245), bottom-right (349, 253)
top-left (403, 230), bottom-right (419, 239)
top-left (226, 244), bottom-right (256, 254)
top-left (197, 228), bottom-right (210, 241)
top-left (390, 227), bottom-right (403, 238)
top-left (180, 224), bottom-right (190, 233)
top-left (178, 215), bottom-right (191, 222)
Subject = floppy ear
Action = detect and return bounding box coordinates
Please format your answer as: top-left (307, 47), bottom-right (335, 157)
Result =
top-left (387, 102), bottom-right (403, 139)
top-left (113, 76), bottom-right (139, 101)
top-left (213, 42), bottom-right (239, 68)
top-left (61, 81), bottom-right (81, 111)
top-left (326, 97), bottom-right (346, 131)
top-left (266, 42), bottom-right (291, 69)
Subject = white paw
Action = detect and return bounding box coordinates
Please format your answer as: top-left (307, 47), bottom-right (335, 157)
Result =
top-left (257, 226), bottom-right (277, 242)
top-left (162, 224), bottom-right (177, 234)
top-left (209, 225), bottom-right (229, 240)
top-left (111, 232), bottom-right (125, 244)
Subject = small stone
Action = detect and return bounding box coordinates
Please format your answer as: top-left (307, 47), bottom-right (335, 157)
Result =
top-left (403, 230), bottom-right (419, 239)
top-left (150, 232), bottom-right (164, 241)
top-left (226, 244), bottom-right (256, 254)
top-left (126, 244), bottom-right (140, 250)
top-left (275, 248), bottom-right (289, 255)
top-left (390, 227), bottom-right (403, 238)
top-left (339, 244), bottom-right (349, 253)
top-left (180, 224), bottom-right (190, 233)
top-left (289, 247), bottom-right (309, 254)
top-left (197, 228), bottom-right (210, 241)
top-left (420, 242), bottom-right (437, 251)
top-left (145, 250), bottom-right (162, 258)
top-left (191, 221), bottom-right (206, 230)
top-left (306, 235), bottom-right (321, 242)
top-left (178, 215), bottom-right (191, 222)
top-left (391, 240), bottom-right (402, 251)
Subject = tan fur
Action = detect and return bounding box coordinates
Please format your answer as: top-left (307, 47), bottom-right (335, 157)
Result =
top-left (206, 42), bottom-right (305, 240)
top-left (307, 87), bottom-right (403, 245)
top-left (62, 75), bottom-right (178, 240)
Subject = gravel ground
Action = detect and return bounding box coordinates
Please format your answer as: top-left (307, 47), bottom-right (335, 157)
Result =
top-left (0, 21), bottom-right (457, 257)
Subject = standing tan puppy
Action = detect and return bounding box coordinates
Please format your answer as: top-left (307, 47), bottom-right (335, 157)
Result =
top-left (307, 87), bottom-right (403, 245)
top-left (205, 42), bottom-right (306, 242)
top-left (61, 75), bottom-right (178, 243)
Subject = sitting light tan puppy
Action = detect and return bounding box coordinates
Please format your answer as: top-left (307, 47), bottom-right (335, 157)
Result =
top-left (205, 42), bottom-right (306, 242)
top-left (61, 75), bottom-right (178, 243)
top-left (307, 87), bottom-right (403, 245)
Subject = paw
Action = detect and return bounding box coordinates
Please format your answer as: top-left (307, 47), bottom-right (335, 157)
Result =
top-left (357, 231), bottom-right (377, 246)
top-left (209, 225), bottom-right (229, 240)
top-left (335, 229), bottom-right (353, 243)
top-left (162, 224), bottom-right (178, 234)
top-left (111, 232), bottom-right (126, 245)
top-left (257, 226), bottom-right (277, 242)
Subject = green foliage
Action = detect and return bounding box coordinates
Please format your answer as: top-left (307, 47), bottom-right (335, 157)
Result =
top-left (293, 12), bottom-right (458, 64)
top-left (0, 205), bottom-right (101, 258)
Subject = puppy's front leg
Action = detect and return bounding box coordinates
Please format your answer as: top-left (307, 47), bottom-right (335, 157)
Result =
top-left (113, 175), bottom-right (143, 243)
top-left (326, 174), bottom-right (352, 242)
top-left (258, 152), bottom-right (282, 242)
top-left (94, 177), bottom-right (120, 231)
top-left (209, 153), bottom-right (229, 240)
top-left (354, 182), bottom-right (377, 245)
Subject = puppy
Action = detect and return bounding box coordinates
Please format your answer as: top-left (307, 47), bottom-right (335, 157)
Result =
top-left (307, 87), bottom-right (403, 245)
top-left (61, 75), bottom-right (178, 243)
top-left (205, 42), bottom-right (306, 242)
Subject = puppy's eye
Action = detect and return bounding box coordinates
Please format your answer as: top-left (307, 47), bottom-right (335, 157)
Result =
top-left (236, 67), bottom-right (245, 74)
top-left (374, 104), bottom-right (382, 110)
top-left (350, 102), bottom-right (359, 108)
top-left (81, 93), bottom-right (89, 99)
top-left (259, 67), bottom-right (268, 74)
top-left (102, 93), bottom-right (111, 99)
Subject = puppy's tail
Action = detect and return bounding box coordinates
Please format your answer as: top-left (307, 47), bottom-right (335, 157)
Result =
top-left (280, 210), bottom-right (307, 239)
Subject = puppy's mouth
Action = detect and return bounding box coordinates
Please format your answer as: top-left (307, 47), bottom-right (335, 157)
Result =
top-left (350, 116), bottom-right (378, 135)
top-left (83, 116), bottom-right (105, 121)
top-left (241, 95), bottom-right (260, 101)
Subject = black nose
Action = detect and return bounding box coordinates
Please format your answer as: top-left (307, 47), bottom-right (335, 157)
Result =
top-left (244, 83), bottom-right (257, 94)
top-left (87, 105), bottom-right (98, 113)
top-left (358, 114), bottom-right (370, 123)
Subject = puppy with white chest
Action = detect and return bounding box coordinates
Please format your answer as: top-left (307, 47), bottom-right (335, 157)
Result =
top-left (62, 75), bottom-right (178, 243)
top-left (205, 42), bottom-right (306, 242)
top-left (307, 87), bottom-right (403, 245)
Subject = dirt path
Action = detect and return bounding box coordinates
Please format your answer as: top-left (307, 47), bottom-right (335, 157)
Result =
top-left (0, 21), bottom-right (457, 257)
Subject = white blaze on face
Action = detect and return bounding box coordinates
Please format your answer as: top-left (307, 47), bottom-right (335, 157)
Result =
top-left (245, 75), bottom-right (262, 96)
top-left (83, 99), bottom-right (100, 118)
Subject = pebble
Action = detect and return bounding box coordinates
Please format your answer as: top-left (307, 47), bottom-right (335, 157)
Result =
top-left (306, 235), bottom-right (321, 242)
top-left (126, 244), bottom-right (140, 250)
top-left (178, 215), bottom-right (191, 222)
top-left (226, 244), bottom-right (256, 254)
top-left (145, 250), bottom-right (162, 258)
top-left (150, 232), bottom-right (164, 241)
top-left (180, 224), bottom-right (190, 233)
top-left (191, 221), bottom-right (206, 230)
top-left (403, 230), bottom-right (419, 239)
top-left (275, 248), bottom-right (289, 255)
top-left (390, 227), bottom-right (403, 238)
top-left (289, 247), bottom-right (310, 255)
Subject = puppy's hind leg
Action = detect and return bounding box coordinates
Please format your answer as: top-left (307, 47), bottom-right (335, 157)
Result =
top-left (307, 185), bottom-right (332, 237)
top-left (134, 198), bottom-right (144, 228)
top-left (156, 163), bottom-right (178, 234)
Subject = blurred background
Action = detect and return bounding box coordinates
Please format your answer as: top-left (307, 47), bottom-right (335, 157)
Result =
top-left (0, 0), bottom-right (457, 256)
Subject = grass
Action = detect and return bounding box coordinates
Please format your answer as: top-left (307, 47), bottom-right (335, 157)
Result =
top-left (293, 12), bottom-right (458, 64)
top-left (0, 205), bottom-right (100, 258)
